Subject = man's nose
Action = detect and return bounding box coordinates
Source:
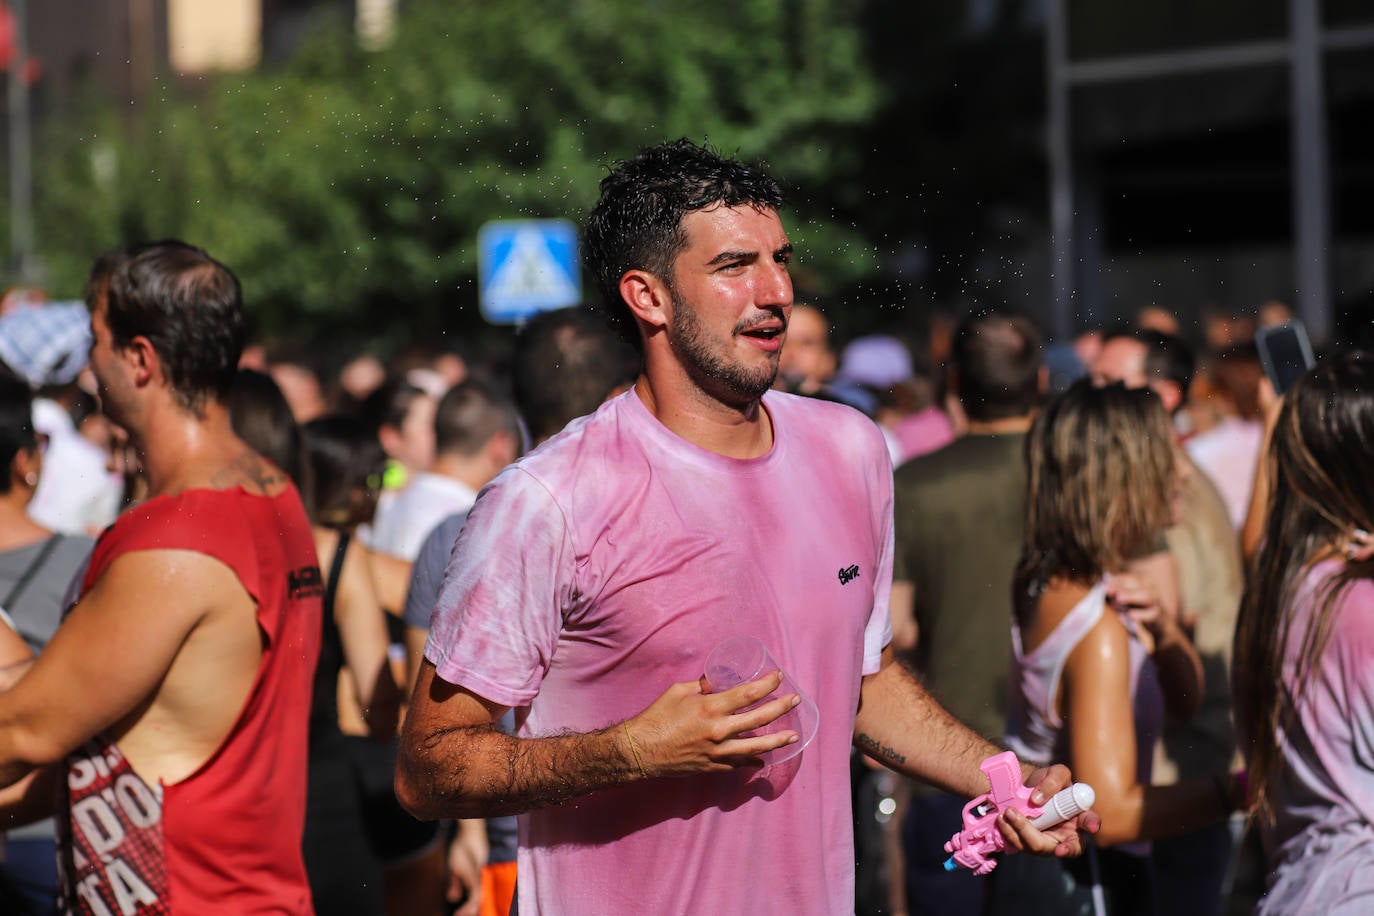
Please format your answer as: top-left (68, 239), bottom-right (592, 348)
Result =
top-left (758, 261), bottom-right (792, 306)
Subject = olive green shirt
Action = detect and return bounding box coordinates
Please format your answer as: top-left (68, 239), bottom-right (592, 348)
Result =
top-left (893, 433), bottom-right (1026, 746)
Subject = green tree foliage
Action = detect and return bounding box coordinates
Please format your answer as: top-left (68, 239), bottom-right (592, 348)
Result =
top-left (37, 0), bottom-right (879, 345)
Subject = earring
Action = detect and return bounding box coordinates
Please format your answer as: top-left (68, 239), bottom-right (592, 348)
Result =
top-left (23, 472), bottom-right (38, 487)
top-left (1346, 528), bottom-right (1374, 562)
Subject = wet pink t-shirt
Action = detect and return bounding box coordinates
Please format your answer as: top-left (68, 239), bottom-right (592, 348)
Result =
top-left (1260, 561), bottom-right (1374, 913)
top-left (426, 388), bottom-right (894, 915)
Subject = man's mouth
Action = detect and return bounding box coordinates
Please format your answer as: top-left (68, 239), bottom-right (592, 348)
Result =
top-left (740, 326), bottom-right (784, 341)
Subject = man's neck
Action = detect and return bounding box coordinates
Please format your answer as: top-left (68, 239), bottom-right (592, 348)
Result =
top-left (633, 372), bottom-right (772, 460)
top-left (427, 454), bottom-right (490, 493)
top-left (131, 401), bottom-right (246, 498)
top-left (965, 415), bottom-right (1033, 436)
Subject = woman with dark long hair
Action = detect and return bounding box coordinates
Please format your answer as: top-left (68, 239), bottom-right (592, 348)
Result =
top-left (1233, 351), bottom-right (1374, 912)
top-left (230, 376), bottom-right (402, 913)
top-left (990, 380), bottom-right (1240, 916)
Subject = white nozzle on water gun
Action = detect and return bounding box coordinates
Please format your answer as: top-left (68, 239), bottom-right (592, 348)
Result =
top-left (1029, 783), bottom-right (1095, 830)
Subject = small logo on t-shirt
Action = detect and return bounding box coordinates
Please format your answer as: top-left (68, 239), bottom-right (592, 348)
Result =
top-left (288, 565), bottom-right (324, 598)
top-left (838, 564), bottom-right (861, 585)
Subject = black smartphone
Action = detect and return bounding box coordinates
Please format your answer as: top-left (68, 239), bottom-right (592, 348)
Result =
top-left (1255, 321), bottom-right (1316, 395)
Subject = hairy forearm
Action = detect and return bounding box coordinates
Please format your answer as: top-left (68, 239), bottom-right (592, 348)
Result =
top-left (853, 659), bottom-right (1000, 797)
top-left (397, 720), bottom-right (639, 820)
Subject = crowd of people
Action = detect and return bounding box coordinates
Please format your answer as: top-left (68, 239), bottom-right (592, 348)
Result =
top-left (0, 137), bottom-right (1364, 916)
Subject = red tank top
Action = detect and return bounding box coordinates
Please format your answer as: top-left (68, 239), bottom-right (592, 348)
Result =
top-left (58, 486), bottom-right (323, 915)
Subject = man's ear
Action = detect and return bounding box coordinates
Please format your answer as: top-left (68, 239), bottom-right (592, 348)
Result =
top-left (1157, 381), bottom-right (1183, 415)
top-left (126, 336), bottom-right (160, 388)
top-left (618, 269), bottom-right (672, 334)
top-left (487, 429), bottom-right (519, 468)
top-left (377, 424), bottom-right (403, 459)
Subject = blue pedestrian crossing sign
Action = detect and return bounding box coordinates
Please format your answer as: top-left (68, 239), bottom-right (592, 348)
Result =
top-left (477, 219), bottom-right (582, 324)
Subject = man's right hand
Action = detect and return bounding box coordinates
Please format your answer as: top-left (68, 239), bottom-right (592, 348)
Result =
top-left (623, 672), bottom-right (800, 778)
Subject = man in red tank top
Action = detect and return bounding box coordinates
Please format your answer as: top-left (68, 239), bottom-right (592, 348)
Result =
top-left (0, 241), bottom-right (322, 914)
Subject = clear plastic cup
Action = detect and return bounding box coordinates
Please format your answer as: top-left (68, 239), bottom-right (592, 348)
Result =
top-left (703, 635), bottom-right (820, 766)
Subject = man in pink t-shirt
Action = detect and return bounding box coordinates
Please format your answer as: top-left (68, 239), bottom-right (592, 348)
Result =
top-left (397, 140), bottom-right (1097, 915)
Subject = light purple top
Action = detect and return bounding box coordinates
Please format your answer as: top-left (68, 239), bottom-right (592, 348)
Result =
top-left (426, 388), bottom-right (894, 915)
top-left (1005, 582), bottom-right (1162, 855)
top-left (1259, 561), bottom-right (1374, 913)
top-left (1184, 417), bottom-right (1264, 530)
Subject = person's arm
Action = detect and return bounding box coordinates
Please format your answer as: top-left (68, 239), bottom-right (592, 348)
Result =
top-left (395, 659), bottom-right (803, 820)
top-left (1105, 571), bottom-right (1204, 722)
top-left (889, 580), bottom-right (918, 656)
top-left (367, 548), bottom-right (413, 616)
top-left (404, 625), bottom-right (429, 696)
top-left (851, 646), bottom-right (1095, 856)
top-left (0, 615), bottom-right (33, 691)
top-left (1126, 548), bottom-right (1185, 632)
top-left (0, 549), bottom-right (229, 788)
top-left (1242, 377), bottom-right (1281, 562)
top-left (0, 616), bottom-right (50, 827)
top-left (1062, 608), bottom-right (1231, 846)
top-left (333, 539), bottom-right (401, 740)
top-left (446, 817), bottom-right (489, 916)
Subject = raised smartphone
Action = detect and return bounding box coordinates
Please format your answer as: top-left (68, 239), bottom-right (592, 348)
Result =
top-left (1255, 321), bottom-right (1316, 395)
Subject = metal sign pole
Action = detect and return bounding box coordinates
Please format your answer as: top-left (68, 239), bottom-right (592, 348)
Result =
top-left (1290, 0), bottom-right (1332, 344)
top-left (1046, 0), bottom-right (1074, 341)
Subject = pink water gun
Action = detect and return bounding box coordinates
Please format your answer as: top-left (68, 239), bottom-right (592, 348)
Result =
top-left (942, 750), bottom-right (1095, 875)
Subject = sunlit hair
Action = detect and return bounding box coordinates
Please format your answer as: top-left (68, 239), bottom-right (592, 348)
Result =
top-left (952, 312), bottom-right (1043, 422)
top-left (1019, 379), bottom-right (1176, 591)
top-left (88, 240), bottom-right (245, 417)
top-left (1233, 351), bottom-right (1374, 825)
top-left (584, 138), bottom-right (784, 353)
top-left (434, 378), bottom-right (520, 458)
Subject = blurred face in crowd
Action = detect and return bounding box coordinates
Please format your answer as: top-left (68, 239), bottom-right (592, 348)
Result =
top-left (87, 289), bottom-right (135, 428)
top-left (1091, 337), bottom-right (1150, 390)
top-left (269, 362), bottom-right (326, 424)
top-left (663, 205), bottom-right (793, 407)
top-left (778, 304), bottom-right (835, 391)
top-left (1092, 336), bottom-right (1185, 415)
top-left (392, 391), bottom-right (437, 473)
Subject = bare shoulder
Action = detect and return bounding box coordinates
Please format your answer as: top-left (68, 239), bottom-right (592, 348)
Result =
top-left (1019, 577), bottom-right (1098, 655)
top-left (77, 546), bottom-right (250, 630)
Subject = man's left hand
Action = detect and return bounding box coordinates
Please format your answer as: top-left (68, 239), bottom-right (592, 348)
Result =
top-left (996, 764), bottom-right (1100, 857)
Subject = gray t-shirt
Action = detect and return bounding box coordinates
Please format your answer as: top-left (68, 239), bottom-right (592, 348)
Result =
top-left (0, 533), bottom-right (95, 652)
top-left (0, 532), bottom-right (95, 845)
top-left (404, 513), bottom-right (518, 865)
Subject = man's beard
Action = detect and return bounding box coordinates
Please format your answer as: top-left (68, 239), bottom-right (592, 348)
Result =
top-left (668, 288), bottom-right (779, 407)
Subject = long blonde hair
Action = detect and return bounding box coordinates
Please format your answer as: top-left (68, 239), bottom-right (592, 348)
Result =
top-left (1019, 380), bottom-right (1177, 595)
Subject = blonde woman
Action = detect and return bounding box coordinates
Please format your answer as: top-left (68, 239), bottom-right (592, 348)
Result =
top-left (990, 380), bottom-right (1242, 916)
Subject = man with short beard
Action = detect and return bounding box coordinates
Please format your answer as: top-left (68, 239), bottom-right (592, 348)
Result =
top-left (397, 140), bottom-right (1096, 916)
